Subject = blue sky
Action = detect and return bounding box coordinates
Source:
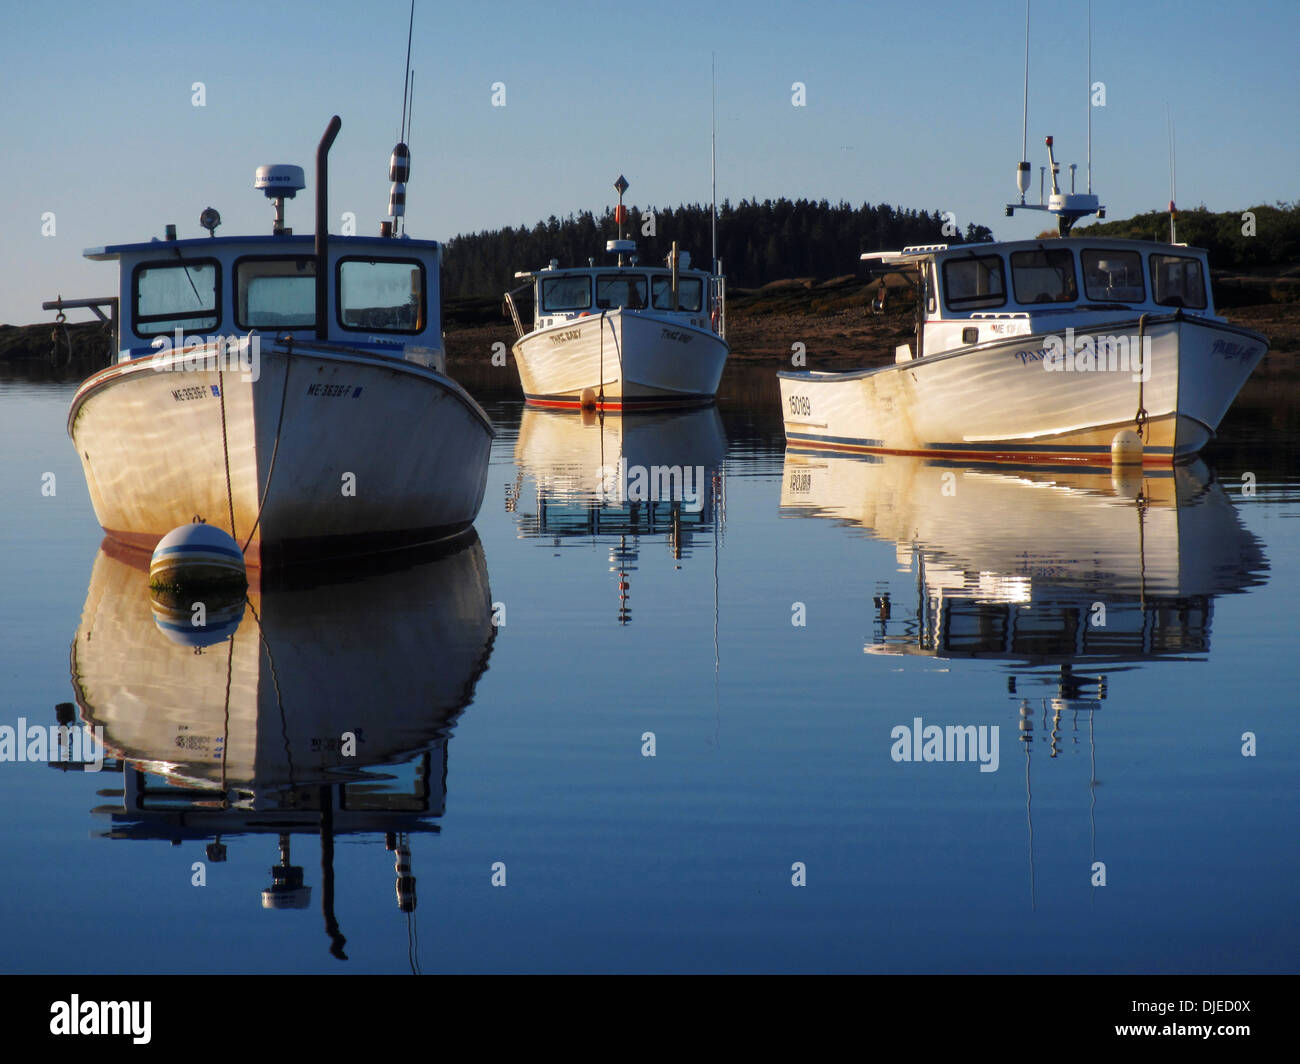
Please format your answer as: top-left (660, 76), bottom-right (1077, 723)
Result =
top-left (3, 0), bottom-right (1297, 324)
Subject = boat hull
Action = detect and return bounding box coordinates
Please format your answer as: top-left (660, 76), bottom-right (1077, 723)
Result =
top-left (778, 314), bottom-right (1266, 465)
top-left (68, 344), bottom-right (495, 566)
top-left (513, 309), bottom-right (728, 410)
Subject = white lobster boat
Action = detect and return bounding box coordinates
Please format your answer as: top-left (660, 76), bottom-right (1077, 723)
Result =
top-left (504, 176), bottom-right (729, 411)
top-left (779, 139), bottom-right (1267, 466)
top-left (64, 117), bottom-right (494, 567)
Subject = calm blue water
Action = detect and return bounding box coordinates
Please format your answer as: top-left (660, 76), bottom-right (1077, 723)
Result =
top-left (0, 361), bottom-right (1296, 974)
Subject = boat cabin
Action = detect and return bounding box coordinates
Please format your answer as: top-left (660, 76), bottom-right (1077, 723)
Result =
top-left (507, 246), bottom-right (725, 339)
top-left (865, 237), bottom-right (1217, 361)
top-left (85, 231), bottom-right (444, 364)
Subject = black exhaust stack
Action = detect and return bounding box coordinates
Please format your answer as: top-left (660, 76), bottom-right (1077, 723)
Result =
top-left (315, 115), bottom-right (342, 340)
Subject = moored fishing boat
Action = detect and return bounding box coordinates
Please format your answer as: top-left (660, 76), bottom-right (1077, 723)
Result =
top-left (63, 116), bottom-right (494, 566)
top-left (781, 16), bottom-right (1268, 469)
top-left (778, 211), bottom-right (1267, 465)
top-left (504, 176), bottom-right (729, 411)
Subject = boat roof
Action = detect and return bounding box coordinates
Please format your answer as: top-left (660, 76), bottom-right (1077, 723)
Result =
top-left (517, 262), bottom-right (711, 279)
top-left (861, 235), bottom-right (1205, 265)
top-left (85, 232), bottom-right (440, 261)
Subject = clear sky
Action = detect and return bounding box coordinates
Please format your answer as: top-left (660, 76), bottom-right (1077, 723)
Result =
top-left (2, 0), bottom-right (1297, 325)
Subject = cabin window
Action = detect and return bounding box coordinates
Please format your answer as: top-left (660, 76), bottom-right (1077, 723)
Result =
top-left (235, 256), bottom-right (316, 329)
top-left (540, 275), bottom-right (591, 312)
top-left (596, 274), bottom-right (648, 310)
top-left (651, 276), bottom-right (703, 312)
top-left (337, 258), bottom-right (425, 332)
top-left (1150, 253), bottom-right (1207, 310)
top-left (1010, 249), bottom-right (1078, 304)
top-left (133, 260), bottom-right (220, 335)
top-left (1081, 249), bottom-right (1145, 302)
top-left (942, 255), bottom-right (1006, 310)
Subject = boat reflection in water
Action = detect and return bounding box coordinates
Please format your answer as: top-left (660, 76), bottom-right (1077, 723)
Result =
top-left (509, 406), bottom-right (726, 623)
top-left (58, 533), bottom-right (496, 963)
top-left (779, 450), bottom-right (1268, 904)
top-left (780, 451), bottom-right (1266, 665)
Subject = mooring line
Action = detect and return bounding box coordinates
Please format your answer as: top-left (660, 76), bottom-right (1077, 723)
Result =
top-left (217, 361), bottom-right (236, 539)
top-left (242, 338), bottom-right (292, 554)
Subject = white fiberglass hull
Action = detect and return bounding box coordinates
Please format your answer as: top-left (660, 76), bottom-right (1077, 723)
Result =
top-left (513, 309), bottom-right (728, 410)
top-left (68, 343), bottom-right (495, 566)
top-left (779, 314), bottom-right (1266, 465)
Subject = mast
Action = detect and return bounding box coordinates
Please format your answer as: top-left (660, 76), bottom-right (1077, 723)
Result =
top-left (1167, 105), bottom-right (1177, 244)
top-left (711, 53), bottom-right (718, 275)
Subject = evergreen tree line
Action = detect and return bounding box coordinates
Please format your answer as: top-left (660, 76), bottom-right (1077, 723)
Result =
top-left (442, 198), bottom-right (994, 297)
top-left (1080, 202), bottom-right (1300, 273)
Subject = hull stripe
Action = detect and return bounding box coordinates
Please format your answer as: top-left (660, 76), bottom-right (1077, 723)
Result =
top-left (785, 431), bottom-right (1175, 466)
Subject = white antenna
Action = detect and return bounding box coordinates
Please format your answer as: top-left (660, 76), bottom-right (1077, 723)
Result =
top-left (1086, 0), bottom-right (1092, 193)
top-left (1005, 0), bottom-right (1103, 234)
top-left (1016, 0), bottom-right (1031, 204)
top-left (1022, 0), bottom-right (1030, 164)
top-left (711, 52), bottom-right (718, 275)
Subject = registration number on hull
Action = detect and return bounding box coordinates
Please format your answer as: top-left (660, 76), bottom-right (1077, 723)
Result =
top-left (787, 394), bottom-right (812, 417)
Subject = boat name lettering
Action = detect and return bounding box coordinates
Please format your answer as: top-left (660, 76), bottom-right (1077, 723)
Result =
top-left (170, 385), bottom-right (210, 402)
top-left (1211, 340), bottom-right (1258, 362)
top-left (787, 394), bottom-right (812, 417)
top-left (306, 383), bottom-right (361, 398)
top-left (549, 329), bottom-right (583, 345)
top-left (660, 329), bottom-right (692, 344)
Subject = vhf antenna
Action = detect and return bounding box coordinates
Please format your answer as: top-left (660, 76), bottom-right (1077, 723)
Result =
top-left (711, 52), bottom-right (718, 275)
top-left (386, 0), bottom-right (416, 238)
top-left (1006, 0), bottom-right (1104, 235)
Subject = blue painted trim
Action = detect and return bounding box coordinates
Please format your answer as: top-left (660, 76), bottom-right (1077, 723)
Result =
top-left (152, 544), bottom-right (245, 561)
top-left (784, 430), bottom-right (1174, 456)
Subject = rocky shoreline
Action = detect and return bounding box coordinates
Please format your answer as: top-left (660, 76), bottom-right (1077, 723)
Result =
top-left (5, 274), bottom-right (1297, 378)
